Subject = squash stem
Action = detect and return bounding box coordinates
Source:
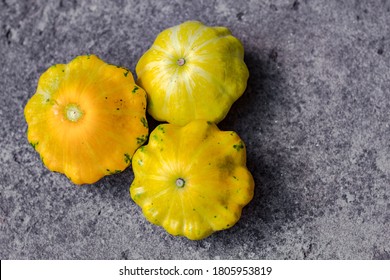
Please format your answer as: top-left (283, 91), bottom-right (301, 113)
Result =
top-left (65, 104), bottom-right (83, 122)
top-left (177, 58), bottom-right (185, 66)
top-left (176, 178), bottom-right (185, 188)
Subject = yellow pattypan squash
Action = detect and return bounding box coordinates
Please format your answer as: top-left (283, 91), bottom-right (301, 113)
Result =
top-left (136, 21), bottom-right (249, 126)
top-left (130, 120), bottom-right (254, 240)
top-left (24, 55), bottom-right (148, 185)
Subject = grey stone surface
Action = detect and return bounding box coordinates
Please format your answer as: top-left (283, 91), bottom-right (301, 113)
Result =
top-left (0, 0), bottom-right (389, 260)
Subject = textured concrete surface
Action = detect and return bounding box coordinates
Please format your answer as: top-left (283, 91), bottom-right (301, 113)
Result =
top-left (1, 0), bottom-right (389, 259)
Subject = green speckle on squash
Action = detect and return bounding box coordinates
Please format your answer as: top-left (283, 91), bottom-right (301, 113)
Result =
top-left (29, 141), bottom-right (39, 150)
top-left (132, 86), bottom-right (139, 94)
top-left (233, 141), bottom-right (244, 151)
top-left (124, 71), bottom-right (129, 77)
top-left (124, 153), bottom-right (131, 164)
top-left (141, 117), bottom-right (148, 128)
top-left (137, 135), bottom-right (147, 144)
top-left (157, 125), bottom-right (165, 133)
top-left (106, 168), bottom-right (121, 175)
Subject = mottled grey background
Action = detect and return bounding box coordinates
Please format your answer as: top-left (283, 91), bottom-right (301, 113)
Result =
top-left (1, 0), bottom-right (389, 260)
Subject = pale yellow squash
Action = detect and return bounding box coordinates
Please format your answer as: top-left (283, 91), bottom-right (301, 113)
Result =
top-left (136, 21), bottom-right (249, 126)
top-left (24, 55), bottom-right (148, 185)
top-left (130, 120), bottom-right (254, 240)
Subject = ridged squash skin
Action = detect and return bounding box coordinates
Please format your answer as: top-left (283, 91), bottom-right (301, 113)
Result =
top-left (24, 55), bottom-right (148, 185)
top-left (136, 21), bottom-right (249, 126)
top-left (130, 120), bottom-right (254, 240)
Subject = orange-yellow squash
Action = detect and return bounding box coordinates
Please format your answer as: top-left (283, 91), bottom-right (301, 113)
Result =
top-left (24, 55), bottom-right (148, 185)
top-left (130, 120), bottom-right (254, 240)
top-left (136, 21), bottom-right (249, 126)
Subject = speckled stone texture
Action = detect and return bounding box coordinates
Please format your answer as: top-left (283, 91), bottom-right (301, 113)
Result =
top-left (1, 0), bottom-right (389, 260)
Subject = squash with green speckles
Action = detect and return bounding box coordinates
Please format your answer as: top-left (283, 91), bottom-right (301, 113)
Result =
top-left (130, 120), bottom-right (254, 240)
top-left (136, 21), bottom-right (249, 126)
top-left (24, 55), bottom-right (148, 185)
